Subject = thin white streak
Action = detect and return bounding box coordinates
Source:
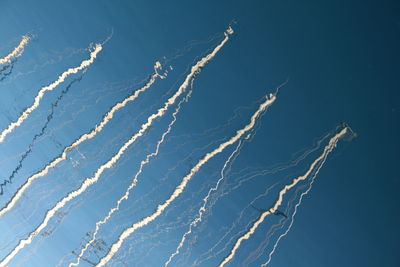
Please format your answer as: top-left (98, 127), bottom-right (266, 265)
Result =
top-left (0, 62), bottom-right (162, 218)
top-left (260, 143), bottom-right (332, 266)
top-left (0, 35), bottom-right (30, 65)
top-left (218, 128), bottom-right (348, 267)
top-left (0, 43), bottom-right (102, 143)
top-left (69, 89), bottom-right (192, 267)
top-left (0, 25), bottom-right (233, 264)
top-left (97, 92), bottom-right (276, 266)
top-left (0, 61), bottom-right (173, 267)
top-left (165, 141), bottom-right (242, 266)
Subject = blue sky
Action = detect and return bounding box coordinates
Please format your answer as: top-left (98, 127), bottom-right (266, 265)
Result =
top-left (0, 0), bottom-right (398, 266)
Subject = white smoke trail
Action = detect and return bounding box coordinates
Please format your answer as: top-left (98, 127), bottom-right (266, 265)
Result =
top-left (260, 146), bottom-right (333, 266)
top-left (0, 35), bottom-right (30, 65)
top-left (0, 26), bottom-right (233, 266)
top-left (96, 91), bottom-right (277, 267)
top-left (191, 133), bottom-right (330, 267)
top-left (0, 66), bottom-right (176, 267)
top-left (165, 141), bottom-right (242, 266)
top-left (218, 127), bottom-right (348, 267)
top-left (0, 62), bottom-right (163, 219)
top-left (69, 89), bottom-right (192, 267)
top-left (190, 182), bottom-right (279, 267)
top-left (0, 43), bottom-right (102, 143)
top-left (241, 187), bottom-right (299, 266)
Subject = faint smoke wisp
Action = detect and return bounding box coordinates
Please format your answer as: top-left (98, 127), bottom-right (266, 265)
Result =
top-left (0, 43), bottom-right (102, 143)
top-left (218, 127), bottom-right (349, 267)
top-left (0, 76), bottom-right (83, 195)
top-left (0, 62), bottom-right (162, 219)
top-left (164, 140), bottom-right (242, 266)
top-left (97, 89), bottom-right (279, 267)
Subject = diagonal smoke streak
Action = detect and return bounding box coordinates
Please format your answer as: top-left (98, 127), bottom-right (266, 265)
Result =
top-left (0, 35), bottom-right (30, 65)
top-left (241, 176), bottom-right (308, 266)
top-left (69, 88), bottom-right (192, 267)
top-left (190, 134), bottom-right (331, 266)
top-left (0, 76), bottom-right (170, 266)
top-left (165, 140), bottom-right (243, 266)
top-left (219, 188), bottom-right (279, 264)
top-left (218, 127), bottom-right (349, 267)
top-left (260, 153), bottom-right (329, 266)
top-left (241, 183), bottom-right (301, 266)
top-left (189, 182), bottom-right (278, 267)
top-left (0, 25), bottom-right (233, 265)
top-left (0, 62), bottom-right (163, 219)
top-left (96, 93), bottom-right (277, 266)
top-left (2, 46), bottom-right (87, 86)
top-left (0, 43), bottom-right (102, 144)
top-left (0, 76), bottom-right (83, 195)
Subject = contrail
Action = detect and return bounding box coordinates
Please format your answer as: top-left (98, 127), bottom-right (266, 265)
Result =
top-left (0, 43), bottom-right (102, 144)
top-left (191, 133), bottom-right (330, 267)
top-left (96, 90), bottom-right (277, 266)
top-left (69, 88), bottom-right (192, 267)
top-left (0, 71), bottom-right (170, 266)
top-left (218, 127), bottom-right (349, 267)
top-left (0, 35), bottom-right (30, 65)
top-left (242, 184), bottom-right (302, 266)
top-left (165, 141), bottom-right (242, 266)
top-left (0, 76), bottom-right (83, 195)
top-left (0, 25), bottom-right (233, 265)
top-left (260, 142), bottom-right (337, 266)
top-left (190, 182), bottom-right (279, 267)
top-left (0, 62), bottom-right (163, 218)
top-left (71, 26), bottom-right (233, 267)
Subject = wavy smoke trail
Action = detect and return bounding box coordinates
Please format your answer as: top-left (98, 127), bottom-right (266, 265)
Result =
top-left (260, 128), bottom-right (354, 266)
top-left (164, 140), bottom-right (243, 266)
top-left (0, 62), bottom-right (163, 218)
top-left (69, 88), bottom-right (192, 267)
top-left (0, 43), bottom-right (102, 144)
top-left (185, 133), bottom-right (331, 266)
top-left (218, 127), bottom-right (349, 267)
top-left (0, 25), bottom-right (233, 265)
top-left (260, 184), bottom-right (311, 266)
top-left (0, 75), bottom-right (170, 265)
top-left (0, 75), bottom-right (83, 195)
top-left (189, 182), bottom-right (279, 267)
top-left (0, 35), bottom-right (30, 65)
top-left (68, 26), bottom-right (233, 267)
top-left (2, 46), bottom-right (87, 86)
top-left (181, 135), bottom-right (330, 266)
top-left (241, 183), bottom-right (303, 266)
top-left (96, 91), bottom-right (277, 266)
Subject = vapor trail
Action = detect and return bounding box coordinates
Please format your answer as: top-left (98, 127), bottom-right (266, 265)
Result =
top-left (0, 76), bottom-right (83, 195)
top-left (218, 127), bottom-right (349, 267)
top-left (0, 25), bottom-right (233, 264)
top-left (260, 147), bottom-right (333, 266)
top-left (69, 88), bottom-right (192, 267)
top-left (0, 35), bottom-right (30, 65)
top-left (0, 62), bottom-right (163, 218)
top-left (96, 91), bottom-right (276, 266)
top-left (165, 141), bottom-right (242, 267)
top-left (191, 133), bottom-right (330, 267)
top-left (0, 43), bottom-right (102, 144)
top-left (0, 68), bottom-right (175, 266)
